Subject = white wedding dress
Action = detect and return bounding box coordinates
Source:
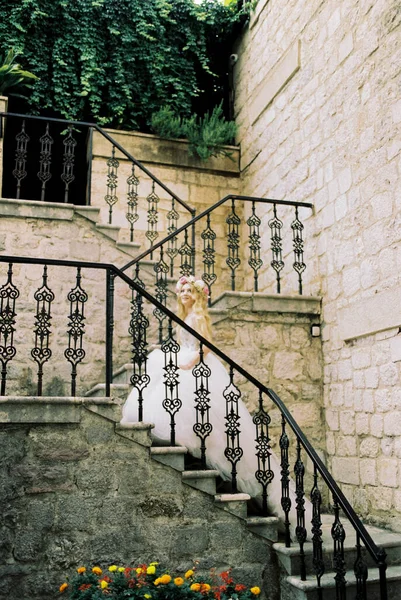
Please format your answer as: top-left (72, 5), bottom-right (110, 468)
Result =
top-left (121, 314), bottom-right (312, 536)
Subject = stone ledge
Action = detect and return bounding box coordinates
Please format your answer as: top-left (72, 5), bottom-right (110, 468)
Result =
top-left (0, 396), bottom-right (120, 423)
top-left (0, 197), bottom-right (75, 220)
top-left (210, 291), bottom-right (321, 315)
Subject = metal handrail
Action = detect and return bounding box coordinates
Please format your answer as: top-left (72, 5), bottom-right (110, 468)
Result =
top-left (0, 253), bottom-right (386, 580)
top-left (0, 111), bottom-right (195, 216)
top-left (121, 193), bottom-right (313, 272)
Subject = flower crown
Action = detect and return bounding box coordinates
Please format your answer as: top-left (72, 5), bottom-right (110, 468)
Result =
top-left (175, 275), bottom-right (209, 298)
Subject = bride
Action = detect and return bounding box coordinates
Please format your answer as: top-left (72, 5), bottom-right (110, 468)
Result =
top-left (121, 275), bottom-right (311, 535)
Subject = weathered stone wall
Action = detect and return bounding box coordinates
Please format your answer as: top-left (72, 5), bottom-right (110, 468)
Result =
top-left (234, 0), bottom-right (401, 528)
top-left (0, 399), bottom-right (278, 600)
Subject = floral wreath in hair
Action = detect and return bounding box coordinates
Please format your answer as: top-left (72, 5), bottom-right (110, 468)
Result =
top-left (175, 275), bottom-right (209, 298)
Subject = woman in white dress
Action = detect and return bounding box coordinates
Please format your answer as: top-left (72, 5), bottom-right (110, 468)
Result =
top-left (121, 275), bottom-right (312, 537)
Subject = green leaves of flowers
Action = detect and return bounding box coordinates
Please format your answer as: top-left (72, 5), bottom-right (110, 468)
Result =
top-left (0, 48), bottom-right (38, 97)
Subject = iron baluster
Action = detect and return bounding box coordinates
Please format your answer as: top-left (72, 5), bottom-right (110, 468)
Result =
top-left (223, 366), bottom-right (243, 492)
top-left (0, 263), bottom-right (19, 395)
top-left (377, 547), bottom-right (388, 600)
top-left (13, 119), bottom-right (29, 199)
top-left (191, 220), bottom-right (196, 274)
top-left (133, 263), bottom-right (145, 291)
top-left (105, 269), bottom-right (115, 397)
top-left (201, 213), bottom-right (217, 305)
top-left (269, 204), bottom-right (284, 293)
top-left (226, 199), bottom-right (241, 291)
top-left (253, 390), bottom-right (274, 516)
top-left (161, 318), bottom-right (181, 445)
top-left (311, 465), bottom-right (325, 600)
top-left (247, 201), bottom-right (263, 292)
top-left (280, 414), bottom-right (292, 547)
top-left (154, 247), bottom-right (169, 343)
top-left (37, 122), bottom-right (53, 201)
top-left (166, 198), bottom-right (180, 277)
top-left (126, 164), bottom-right (139, 242)
top-left (354, 533), bottom-right (368, 600)
top-left (61, 125), bottom-right (77, 203)
top-left (179, 229), bottom-right (193, 277)
top-left (31, 265), bottom-right (55, 396)
top-left (292, 206), bottom-right (306, 295)
top-left (193, 342), bottom-right (212, 468)
top-left (294, 438), bottom-right (307, 580)
top-left (331, 495), bottom-right (347, 600)
top-left (65, 267), bottom-right (87, 397)
top-left (104, 145), bottom-right (119, 224)
top-left (146, 181), bottom-right (160, 256)
top-left (129, 288), bottom-right (150, 421)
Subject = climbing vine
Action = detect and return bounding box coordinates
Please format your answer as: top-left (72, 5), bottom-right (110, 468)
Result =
top-left (0, 0), bottom-right (248, 130)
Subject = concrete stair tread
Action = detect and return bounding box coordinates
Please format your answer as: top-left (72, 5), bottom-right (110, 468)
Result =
top-left (287, 564), bottom-right (401, 590)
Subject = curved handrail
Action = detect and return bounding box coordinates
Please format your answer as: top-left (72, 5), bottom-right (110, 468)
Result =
top-left (0, 253), bottom-right (385, 571)
top-left (0, 111), bottom-right (195, 216)
top-left (120, 193), bottom-right (313, 272)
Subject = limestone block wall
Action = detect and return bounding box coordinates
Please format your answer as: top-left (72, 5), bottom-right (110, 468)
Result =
top-left (233, 0), bottom-right (401, 528)
top-left (0, 399), bottom-right (278, 600)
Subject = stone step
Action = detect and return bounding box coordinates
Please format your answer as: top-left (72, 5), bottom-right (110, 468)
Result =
top-left (285, 565), bottom-right (401, 600)
top-left (85, 383), bottom-right (130, 399)
top-left (96, 223), bottom-right (121, 241)
top-left (115, 421), bottom-right (154, 447)
top-left (182, 469), bottom-right (219, 495)
top-left (214, 493), bottom-right (250, 518)
top-left (150, 446), bottom-right (187, 471)
top-left (246, 516), bottom-right (280, 542)
top-left (74, 205), bottom-right (101, 223)
top-left (116, 241), bottom-right (142, 257)
top-left (274, 516), bottom-right (401, 577)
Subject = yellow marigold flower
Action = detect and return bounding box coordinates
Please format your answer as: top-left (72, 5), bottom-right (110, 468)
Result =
top-left (159, 574), bottom-right (172, 584)
top-left (147, 565), bottom-right (156, 575)
top-left (201, 583), bottom-right (211, 592)
top-left (59, 583), bottom-right (68, 593)
top-left (118, 567), bottom-right (125, 572)
top-left (144, 595), bottom-right (152, 599)
top-left (77, 567), bottom-right (86, 574)
top-left (250, 587), bottom-right (261, 595)
top-left (136, 567), bottom-right (144, 575)
top-left (108, 565), bottom-right (117, 572)
top-left (100, 580), bottom-right (108, 589)
top-left (185, 570), bottom-right (195, 579)
top-left (174, 577), bottom-right (184, 586)
top-left (190, 583), bottom-right (201, 592)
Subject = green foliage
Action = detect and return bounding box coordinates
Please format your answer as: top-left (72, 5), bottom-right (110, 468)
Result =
top-left (151, 103), bottom-right (237, 160)
top-left (0, 48), bottom-right (38, 97)
top-left (0, 0), bottom-right (248, 130)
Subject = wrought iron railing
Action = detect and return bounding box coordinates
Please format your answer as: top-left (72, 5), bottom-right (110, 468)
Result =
top-left (0, 112), bottom-right (195, 251)
top-left (0, 254), bottom-right (388, 600)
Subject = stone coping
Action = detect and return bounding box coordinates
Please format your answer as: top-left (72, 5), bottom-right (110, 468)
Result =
top-left (92, 128), bottom-right (240, 175)
top-left (0, 396), bottom-right (121, 423)
top-left (0, 197), bottom-right (75, 220)
top-left (210, 291), bottom-right (321, 315)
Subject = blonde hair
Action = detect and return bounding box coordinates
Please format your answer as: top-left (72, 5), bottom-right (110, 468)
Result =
top-left (176, 278), bottom-right (212, 343)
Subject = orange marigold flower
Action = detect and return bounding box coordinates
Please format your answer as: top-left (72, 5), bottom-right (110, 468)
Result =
top-left (185, 569), bottom-right (195, 579)
top-left (159, 574), bottom-right (172, 585)
top-left (250, 587), bottom-right (261, 595)
top-left (200, 583), bottom-right (211, 593)
top-left (92, 566), bottom-right (103, 575)
top-left (77, 566), bottom-right (86, 574)
top-left (190, 583), bottom-right (201, 592)
top-left (174, 577), bottom-right (184, 586)
top-left (79, 584), bottom-right (92, 591)
top-left (154, 578), bottom-right (161, 586)
top-left (59, 583), bottom-right (68, 593)
top-left (235, 584), bottom-right (247, 592)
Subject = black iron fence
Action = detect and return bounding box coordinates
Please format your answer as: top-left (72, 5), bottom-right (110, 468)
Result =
top-left (0, 254), bottom-right (388, 600)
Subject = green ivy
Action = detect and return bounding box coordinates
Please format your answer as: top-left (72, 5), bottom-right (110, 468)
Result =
top-left (0, 0), bottom-right (248, 130)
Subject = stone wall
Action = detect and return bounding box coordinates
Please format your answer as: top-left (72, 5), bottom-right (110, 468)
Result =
top-left (0, 399), bottom-right (278, 600)
top-left (233, 0), bottom-right (401, 528)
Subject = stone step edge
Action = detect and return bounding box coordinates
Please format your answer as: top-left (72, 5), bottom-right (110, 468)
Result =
top-left (116, 422), bottom-right (155, 431)
top-left (247, 516), bottom-right (280, 526)
top-left (287, 564), bottom-right (401, 591)
top-left (85, 383), bottom-right (130, 396)
top-left (150, 446), bottom-right (187, 455)
top-left (182, 470), bottom-right (219, 480)
top-left (273, 533), bottom-right (401, 557)
top-left (215, 493), bottom-right (251, 503)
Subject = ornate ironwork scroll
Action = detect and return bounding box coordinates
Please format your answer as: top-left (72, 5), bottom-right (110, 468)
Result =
top-left (13, 120), bottom-right (29, 199)
top-left (146, 181), bottom-right (159, 254)
top-left (129, 289), bottom-right (149, 421)
top-left (193, 343), bottom-right (212, 468)
top-left (280, 414), bottom-right (292, 547)
top-left (61, 125), bottom-right (77, 203)
top-left (224, 366), bottom-right (243, 492)
top-left (0, 264), bottom-right (19, 395)
top-left (292, 206), bottom-right (306, 295)
top-left (126, 164), bottom-right (139, 242)
top-left (294, 438), bottom-right (307, 580)
top-left (201, 213), bottom-right (217, 303)
top-left (226, 199), bottom-right (241, 291)
top-left (38, 123), bottom-right (53, 201)
top-left (354, 533), bottom-right (368, 600)
top-left (253, 390), bottom-right (274, 516)
top-left (133, 263), bottom-right (145, 291)
top-left (179, 229), bottom-right (193, 277)
top-left (269, 204), bottom-right (284, 293)
top-left (104, 145), bottom-right (119, 224)
top-left (331, 496), bottom-right (347, 599)
top-left (247, 201), bottom-right (263, 292)
top-left (31, 265), bottom-right (55, 396)
top-left (64, 267), bottom-right (88, 396)
top-left (161, 318), bottom-right (181, 445)
top-left (166, 198), bottom-right (179, 277)
top-left (311, 465), bottom-right (325, 599)
top-left (154, 247), bottom-right (169, 343)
